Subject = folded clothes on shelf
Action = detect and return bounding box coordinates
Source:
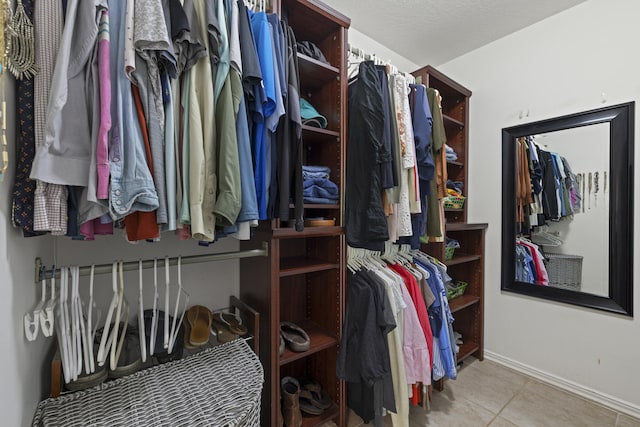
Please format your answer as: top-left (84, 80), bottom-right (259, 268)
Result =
top-left (300, 98), bottom-right (328, 128)
top-left (446, 179), bottom-right (464, 195)
top-left (296, 41), bottom-right (329, 64)
top-left (303, 177), bottom-right (339, 205)
top-left (302, 165), bottom-right (331, 180)
top-left (445, 144), bottom-right (458, 161)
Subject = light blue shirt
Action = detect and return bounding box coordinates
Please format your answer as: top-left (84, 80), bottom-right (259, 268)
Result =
top-left (108, 0), bottom-right (158, 220)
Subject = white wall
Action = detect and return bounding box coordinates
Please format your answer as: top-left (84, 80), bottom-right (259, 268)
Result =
top-left (348, 28), bottom-right (420, 74)
top-left (439, 0), bottom-right (640, 415)
top-left (0, 78), bottom-right (55, 426)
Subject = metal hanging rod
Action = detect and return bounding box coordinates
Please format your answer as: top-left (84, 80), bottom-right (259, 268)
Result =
top-left (347, 43), bottom-right (414, 83)
top-left (34, 241), bottom-right (269, 283)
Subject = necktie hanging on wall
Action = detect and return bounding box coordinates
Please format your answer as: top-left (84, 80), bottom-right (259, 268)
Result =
top-left (0, 0), bottom-right (7, 183)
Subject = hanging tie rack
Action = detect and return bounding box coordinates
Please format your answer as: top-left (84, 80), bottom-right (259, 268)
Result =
top-left (34, 241), bottom-right (269, 283)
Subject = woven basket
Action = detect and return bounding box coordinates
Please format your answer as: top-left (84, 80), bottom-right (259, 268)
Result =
top-left (545, 253), bottom-right (583, 291)
top-left (444, 195), bottom-right (465, 210)
top-left (32, 340), bottom-right (263, 427)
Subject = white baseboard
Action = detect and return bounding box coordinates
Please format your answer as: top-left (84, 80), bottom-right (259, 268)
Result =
top-left (485, 350), bottom-right (640, 420)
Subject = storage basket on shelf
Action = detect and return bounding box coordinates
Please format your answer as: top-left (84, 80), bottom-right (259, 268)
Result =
top-left (445, 236), bottom-right (460, 261)
top-left (447, 280), bottom-right (469, 300)
top-left (444, 246), bottom-right (456, 260)
top-left (443, 195), bottom-right (465, 210)
top-left (545, 253), bottom-right (583, 291)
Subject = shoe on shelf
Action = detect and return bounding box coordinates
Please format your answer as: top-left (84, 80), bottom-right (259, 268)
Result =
top-left (65, 340), bottom-right (108, 392)
top-left (299, 377), bottom-right (332, 410)
top-left (185, 305), bottom-right (213, 347)
top-left (109, 324), bottom-right (142, 379)
top-left (280, 321), bottom-right (310, 352)
top-left (281, 376), bottom-right (302, 427)
top-left (211, 314), bottom-right (238, 343)
top-left (212, 311), bottom-right (248, 336)
top-left (280, 333), bottom-right (285, 356)
top-left (143, 310), bottom-right (184, 363)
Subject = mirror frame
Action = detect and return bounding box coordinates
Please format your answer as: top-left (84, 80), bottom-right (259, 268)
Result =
top-left (501, 102), bottom-right (634, 316)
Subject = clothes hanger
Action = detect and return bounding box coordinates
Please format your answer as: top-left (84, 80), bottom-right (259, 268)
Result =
top-left (164, 256), bottom-right (170, 349)
top-left (110, 260), bottom-right (129, 371)
top-left (138, 260), bottom-right (147, 363)
top-left (57, 267), bottom-right (73, 383)
top-left (84, 265), bottom-right (97, 374)
top-left (167, 256), bottom-right (189, 353)
top-left (40, 266), bottom-right (56, 338)
top-left (149, 258), bottom-right (159, 356)
top-left (97, 262), bottom-right (120, 367)
top-left (73, 265), bottom-right (91, 376)
top-left (24, 267), bottom-right (46, 341)
top-left (70, 265), bottom-right (82, 380)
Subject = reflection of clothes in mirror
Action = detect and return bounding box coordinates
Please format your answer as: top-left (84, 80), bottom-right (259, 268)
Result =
top-left (516, 240), bottom-right (549, 285)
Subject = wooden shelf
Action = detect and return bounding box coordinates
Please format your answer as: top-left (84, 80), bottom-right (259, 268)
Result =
top-left (447, 159), bottom-right (464, 167)
top-left (445, 208), bottom-right (464, 212)
top-left (457, 341), bottom-right (480, 362)
top-left (272, 225), bottom-right (343, 238)
top-left (443, 114), bottom-right (464, 128)
top-left (289, 203), bottom-right (340, 209)
top-left (280, 257), bottom-right (339, 277)
top-left (300, 402), bottom-right (339, 427)
top-left (301, 125), bottom-right (340, 144)
top-left (298, 53), bottom-right (339, 91)
top-left (444, 253), bottom-right (481, 266)
top-left (279, 321), bottom-right (338, 366)
top-left (448, 294), bottom-right (480, 313)
top-left (446, 222), bottom-right (489, 232)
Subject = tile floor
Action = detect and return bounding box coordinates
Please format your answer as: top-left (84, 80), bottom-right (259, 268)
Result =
top-left (322, 358), bottom-right (640, 427)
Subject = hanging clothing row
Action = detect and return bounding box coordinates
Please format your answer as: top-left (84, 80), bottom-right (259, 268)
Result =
top-left (11, 0), bottom-right (306, 242)
top-left (337, 243), bottom-right (457, 427)
top-left (516, 136), bottom-right (581, 233)
top-left (345, 57), bottom-right (448, 251)
top-left (515, 237), bottom-right (549, 286)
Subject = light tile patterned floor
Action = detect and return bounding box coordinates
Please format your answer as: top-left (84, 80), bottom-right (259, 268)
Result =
top-left (320, 358), bottom-right (640, 427)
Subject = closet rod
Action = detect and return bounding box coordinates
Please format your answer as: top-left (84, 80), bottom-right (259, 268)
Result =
top-left (347, 43), bottom-right (411, 81)
top-left (34, 241), bottom-right (269, 283)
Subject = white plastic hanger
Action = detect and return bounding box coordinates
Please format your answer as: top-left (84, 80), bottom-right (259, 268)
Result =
top-left (70, 265), bottom-right (82, 380)
top-left (24, 268), bottom-right (46, 341)
top-left (149, 258), bottom-right (159, 356)
top-left (57, 267), bottom-right (73, 383)
top-left (164, 256), bottom-right (170, 349)
top-left (72, 265), bottom-right (92, 376)
top-left (84, 265), bottom-right (97, 374)
top-left (40, 267), bottom-right (56, 338)
top-left (110, 260), bottom-right (129, 371)
top-left (138, 260), bottom-right (147, 363)
top-left (97, 262), bottom-right (120, 367)
top-left (167, 256), bottom-right (189, 354)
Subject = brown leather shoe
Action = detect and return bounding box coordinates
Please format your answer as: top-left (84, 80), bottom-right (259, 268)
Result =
top-left (281, 376), bottom-right (302, 427)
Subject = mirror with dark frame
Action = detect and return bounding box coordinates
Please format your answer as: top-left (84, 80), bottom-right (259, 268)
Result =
top-left (501, 102), bottom-right (634, 316)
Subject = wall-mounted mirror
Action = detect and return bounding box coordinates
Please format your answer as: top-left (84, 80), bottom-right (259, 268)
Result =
top-left (501, 102), bottom-right (634, 316)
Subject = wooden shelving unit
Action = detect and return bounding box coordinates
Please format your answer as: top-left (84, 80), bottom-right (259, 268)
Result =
top-left (412, 66), bottom-right (487, 379)
top-left (240, 1), bottom-right (350, 425)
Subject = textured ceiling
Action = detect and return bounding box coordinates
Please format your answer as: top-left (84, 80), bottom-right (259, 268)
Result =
top-left (320, 0), bottom-right (587, 67)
